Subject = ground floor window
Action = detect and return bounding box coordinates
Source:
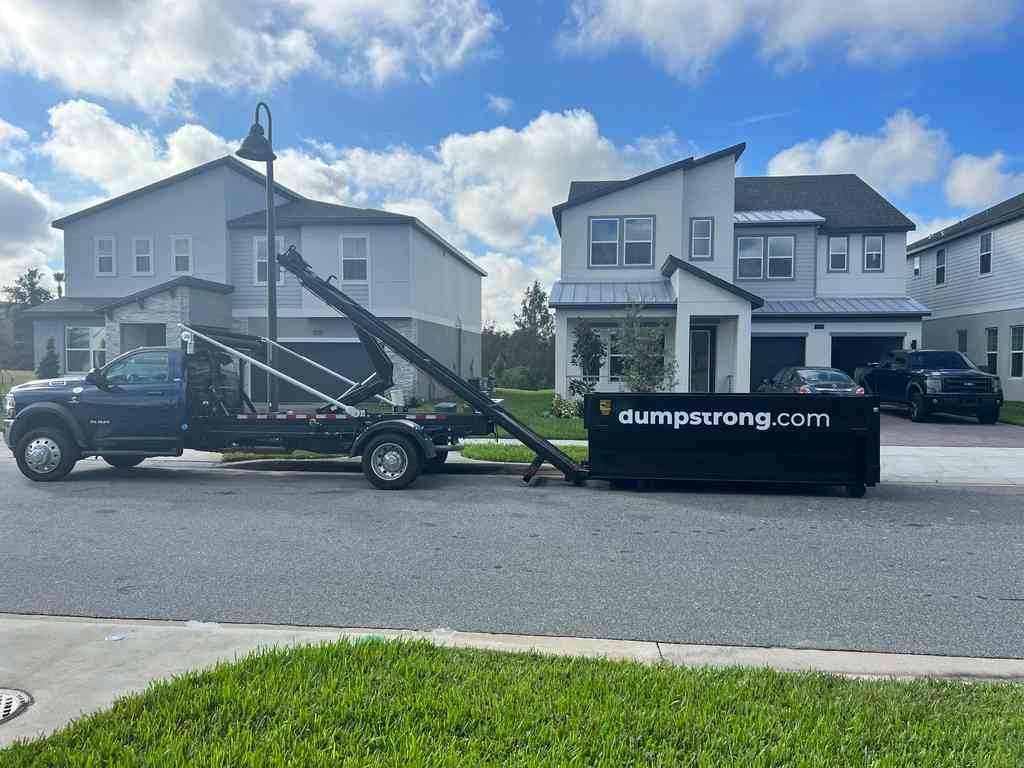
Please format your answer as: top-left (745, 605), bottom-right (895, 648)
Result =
top-left (985, 327), bottom-right (998, 374)
top-left (1012, 326), bottom-right (1023, 378)
top-left (65, 326), bottom-right (106, 372)
top-left (956, 329), bottom-right (967, 354)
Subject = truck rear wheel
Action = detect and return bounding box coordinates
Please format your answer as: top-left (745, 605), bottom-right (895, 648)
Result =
top-left (103, 455), bottom-right (146, 469)
top-left (362, 433), bottom-right (421, 490)
top-left (15, 427), bottom-right (78, 482)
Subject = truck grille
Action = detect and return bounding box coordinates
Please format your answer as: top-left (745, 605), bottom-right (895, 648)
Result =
top-left (942, 378), bottom-right (992, 393)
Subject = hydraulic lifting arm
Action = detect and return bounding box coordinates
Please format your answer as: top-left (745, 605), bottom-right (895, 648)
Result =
top-left (277, 246), bottom-right (586, 484)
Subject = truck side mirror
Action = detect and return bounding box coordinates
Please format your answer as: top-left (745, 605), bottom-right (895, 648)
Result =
top-left (85, 368), bottom-right (104, 387)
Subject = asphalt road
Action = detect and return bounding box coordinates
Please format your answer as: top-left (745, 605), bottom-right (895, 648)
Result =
top-left (2, 455), bottom-right (1023, 659)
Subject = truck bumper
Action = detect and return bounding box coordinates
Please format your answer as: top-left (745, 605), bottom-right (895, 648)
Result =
top-left (926, 395), bottom-right (1001, 413)
top-left (3, 418), bottom-right (15, 452)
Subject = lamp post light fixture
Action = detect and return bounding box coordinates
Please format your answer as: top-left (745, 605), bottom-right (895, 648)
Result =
top-left (237, 102), bottom-right (280, 411)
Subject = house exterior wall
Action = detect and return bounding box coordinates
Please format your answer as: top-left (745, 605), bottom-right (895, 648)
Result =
top-left (732, 225), bottom-right (816, 299)
top-left (228, 226), bottom-right (303, 311)
top-left (818, 231), bottom-right (907, 298)
top-left (921, 308), bottom-right (1024, 400)
top-left (680, 156), bottom-right (737, 282)
top-left (409, 227), bottom-right (483, 332)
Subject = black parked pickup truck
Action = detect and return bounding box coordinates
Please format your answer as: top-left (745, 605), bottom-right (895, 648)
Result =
top-left (855, 349), bottom-right (1003, 423)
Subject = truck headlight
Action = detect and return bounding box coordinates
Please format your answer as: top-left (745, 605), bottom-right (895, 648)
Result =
top-left (925, 377), bottom-right (942, 394)
top-left (4, 393), bottom-right (14, 418)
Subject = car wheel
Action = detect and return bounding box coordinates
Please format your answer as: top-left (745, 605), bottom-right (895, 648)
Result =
top-left (15, 426), bottom-right (78, 482)
top-left (361, 433), bottom-right (421, 490)
top-left (423, 450), bottom-right (448, 474)
top-left (977, 408), bottom-right (1000, 425)
top-left (103, 455), bottom-right (146, 469)
top-left (909, 392), bottom-right (928, 422)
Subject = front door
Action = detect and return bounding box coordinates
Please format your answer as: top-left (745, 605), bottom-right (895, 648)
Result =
top-left (689, 328), bottom-right (715, 393)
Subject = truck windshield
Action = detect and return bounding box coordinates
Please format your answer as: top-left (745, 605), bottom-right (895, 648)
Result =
top-left (907, 352), bottom-right (975, 370)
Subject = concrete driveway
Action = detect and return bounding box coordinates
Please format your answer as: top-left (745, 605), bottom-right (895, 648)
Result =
top-left (881, 408), bottom-right (1024, 447)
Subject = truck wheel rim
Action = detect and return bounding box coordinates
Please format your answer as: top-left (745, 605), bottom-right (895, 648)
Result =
top-left (370, 442), bottom-right (407, 481)
top-left (25, 437), bottom-right (61, 474)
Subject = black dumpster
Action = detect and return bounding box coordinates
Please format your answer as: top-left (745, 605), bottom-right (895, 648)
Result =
top-left (584, 393), bottom-right (880, 496)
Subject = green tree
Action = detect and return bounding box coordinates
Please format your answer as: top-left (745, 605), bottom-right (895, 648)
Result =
top-left (568, 320), bottom-right (606, 398)
top-left (36, 336), bottom-right (60, 379)
top-left (617, 304), bottom-right (677, 393)
top-left (3, 267), bottom-right (53, 307)
top-left (508, 281), bottom-right (555, 388)
top-left (53, 271), bottom-right (65, 299)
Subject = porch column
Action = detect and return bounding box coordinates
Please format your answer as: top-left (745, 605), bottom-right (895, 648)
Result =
top-left (554, 311), bottom-right (568, 396)
top-left (673, 310), bottom-right (690, 392)
top-left (734, 310), bottom-right (752, 393)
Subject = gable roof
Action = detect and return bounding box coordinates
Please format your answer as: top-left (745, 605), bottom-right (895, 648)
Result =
top-left (660, 256), bottom-right (764, 308)
top-left (21, 296), bottom-right (108, 317)
top-left (907, 190), bottom-right (1024, 255)
top-left (228, 199), bottom-right (487, 276)
top-left (735, 175), bottom-right (915, 231)
top-left (51, 156), bottom-right (304, 229)
top-left (96, 276), bottom-right (233, 312)
top-left (552, 143), bottom-right (747, 232)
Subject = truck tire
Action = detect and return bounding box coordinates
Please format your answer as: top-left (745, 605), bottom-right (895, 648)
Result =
top-left (909, 392), bottom-right (929, 422)
top-left (361, 433), bottom-right (421, 490)
top-left (978, 407), bottom-right (1000, 425)
top-left (103, 455), bottom-right (146, 469)
top-left (15, 426), bottom-right (78, 482)
top-left (423, 450), bottom-right (448, 473)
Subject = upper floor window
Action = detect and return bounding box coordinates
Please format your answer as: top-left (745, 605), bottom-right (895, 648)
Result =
top-left (736, 236), bottom-right (763, 279)
top-left (935, 248), bottom-right (946, 285)
top-left (132, 237), bottom-right (154, 276)
top-left (623, 217), bottom-right (654, 266)
top-left (341, 235), bottom-right (369, 281)
top-left (912, 255), bottom-right (920, 277)
top-left (65, 326), bottom-right (106, 373)
top-left (863, 235), bottom-right (884, 272)
top-left (980, 232), bottom-right (992, 275)
top-left (95, 236), bottom-right (115, 276)
top-left (828, 236), bottom-right (848, 272)
top-left (767, 236), bottom-right (794, 279)
top-left (986, 327), bottom-right (998, 374)
top-left (689, 218), bottom-right (713, 260)
top-left (254, 235), bottom-right (285, 285)
top-left (172, 236), bottom-right (193, 275)
top-left (589, 218), bottom-right (619, 267)
top-left (1012, 326), bottom-right (1024, 378)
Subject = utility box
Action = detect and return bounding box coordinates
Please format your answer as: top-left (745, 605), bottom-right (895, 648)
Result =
top-left (584, 393), bottom-right (880, 496)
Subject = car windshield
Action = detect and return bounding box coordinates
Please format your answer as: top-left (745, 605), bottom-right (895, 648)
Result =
top-left (799, 369), bottom-right (853, 384)
top-left (908, 352), bottom-right (975, 370)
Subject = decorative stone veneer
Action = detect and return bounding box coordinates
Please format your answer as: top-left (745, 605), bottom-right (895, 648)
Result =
top-left (104, 289), bottom-right (190, 358)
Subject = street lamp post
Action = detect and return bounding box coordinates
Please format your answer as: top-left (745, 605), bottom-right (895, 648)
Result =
top-left (237, 102), bottom-right (279, 411)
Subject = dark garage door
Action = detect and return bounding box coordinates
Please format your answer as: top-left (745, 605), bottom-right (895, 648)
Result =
top-left (751, 336), bottom-right (805, 387)
top-left (250, 342), bottom-right (375, 404)
top-left (831, 336), bottom-right (904, 377)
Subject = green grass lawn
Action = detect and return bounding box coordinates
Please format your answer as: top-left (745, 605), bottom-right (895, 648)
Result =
top-left (4, 639), bottom-right (1022, 767)
top-left (1000, 400), bottom-right (1024, 426)
top-left (493, 388), bottom-right (585, 440)
top-left (463, 442), bottom-right (588, 464)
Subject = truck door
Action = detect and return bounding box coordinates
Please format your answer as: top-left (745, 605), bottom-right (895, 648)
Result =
top-left (78, 350), bottom-right (181, 454)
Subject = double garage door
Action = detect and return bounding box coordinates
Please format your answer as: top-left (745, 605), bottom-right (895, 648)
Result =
top-left (751, 335), bottom-right (904, 384)
top-left (250, 341), bottom-right (375, 404)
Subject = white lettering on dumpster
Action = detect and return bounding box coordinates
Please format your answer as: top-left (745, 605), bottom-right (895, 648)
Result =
top-left (617, 408), bottom-right (829, 431)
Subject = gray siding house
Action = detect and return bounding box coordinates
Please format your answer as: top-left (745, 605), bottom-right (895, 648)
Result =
top-left (550, 143), bottom-right (926, 395)
top-left (25, 157), bottom-right (485, 401)
top-left (906, 191), bottom-right (1024, 401)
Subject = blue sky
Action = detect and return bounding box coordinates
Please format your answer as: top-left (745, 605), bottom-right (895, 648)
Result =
top-left (1, 0), bottom-right (1023, 324)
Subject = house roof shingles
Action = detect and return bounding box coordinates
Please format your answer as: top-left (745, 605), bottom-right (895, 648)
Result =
top-left (906, 190), bottom-right (1024, 254)
top-left (21, 297), bottom-right (108, 317)
top-left (97, 276), bottom-right (234, 312)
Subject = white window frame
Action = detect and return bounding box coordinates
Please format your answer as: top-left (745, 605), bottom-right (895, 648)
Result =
top-left (935, 248), bottom-right (946, 285)
top-left (766, 235), bottom-right (795, 280)
top-left (1011, 326), bottom-right (1024, 379)
top-left (253, 235), bottom-right (285, 286)
top-left (863, 235), bottom-right (884, 272)
top-left (689, 217), bottom-right (713, 261)
top-left (623, 217), bottom-right (654, 267)
top-left (94, 236), bottom-right (116, 277)
top-left (589, 218), bottom-right (619, 267)
top-left (171, 235), bottom-right (193, 275)
top-left (340, 233), bottom-right (371, 295)
top-left (980, 232), bottom-right (992, 276)
top-left (65, 326), bottom-right (106, 373)
top-left (736, 236), bottom-right (764, 280)
top-left (131, 236), bottom-right (154, 276)
top-left (985, 327), bottom-right (998, 374)
top-left (912, 254), bottom-right (920, 277)
top-left (827, 236), bottom-right (848, 272)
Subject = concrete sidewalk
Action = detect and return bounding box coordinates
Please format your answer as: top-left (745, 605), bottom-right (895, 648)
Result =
top-left (2, 613), bottom-right (1023, 746)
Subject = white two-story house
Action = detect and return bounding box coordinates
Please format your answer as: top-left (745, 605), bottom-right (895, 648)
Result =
top-left (906, 191), bottom-right (1024, 401)
top-left (25, 156), bottom-right (485, 401)
top-left (550, 143), bottom-right (927, 395)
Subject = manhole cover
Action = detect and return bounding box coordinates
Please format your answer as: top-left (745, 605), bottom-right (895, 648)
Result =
top-left (0, 688), bottom-right (32, 724)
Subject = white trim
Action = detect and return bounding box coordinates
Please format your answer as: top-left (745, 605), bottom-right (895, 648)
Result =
top-left (340, 233), bottom-right (371, 303)
top-left (65, 325), bottom-right (107, 373)
top-left (863, 234), bottom-right (884, 272)
top-left (935, 248), bottom-right (946, 286)
top-left (589, 217), bottom-right (619, 267)
top-left (171, 235), bottom-right (193, 275)
top-left (623, 216), bottom-right (654, 266)
top-left (827, 236), bottom-right (848, 272)
top-left (766, 235), bottom-right (795, 279)
top-left (278, 336), bottom-right (361, 343)
top-left (94, 235), bottom-right (116, 277)
top-left (253, 235), bottom-right (285, 286)
top-left (131, 236), bottom-right (154, 276)
top-left (690, 217), bottom-right (713, 260)
top-left (979, 231), bottom-right (993, 276)
top-left (736, 235), bottom-right (764, 280)
top-left (1011, 325), bottom-right (1024, 379)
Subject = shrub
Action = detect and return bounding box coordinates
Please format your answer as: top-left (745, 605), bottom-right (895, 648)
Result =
top-left (36, 337), bottom-right (60, 379)
top-left (550, 393), bottom-right (582, 419)
top-left (499, 365), bottom-right (535, 390)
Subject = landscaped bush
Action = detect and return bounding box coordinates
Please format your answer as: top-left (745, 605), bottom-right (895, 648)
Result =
top-left (549, 392), bottom-right (581, 419)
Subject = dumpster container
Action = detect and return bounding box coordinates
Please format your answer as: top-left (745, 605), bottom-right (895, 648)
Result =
top-left (584, 393), bottom-right (880, 497)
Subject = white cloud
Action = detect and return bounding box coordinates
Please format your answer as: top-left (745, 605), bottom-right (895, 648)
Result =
top-left (0, 118), bottom-right (30, 166)
top-left (0, 172), bottom-right (61, 290)
top-left (944, 152), bottom-right (1024, 209)
top-left (560, 0), bottom-right (1019, 80)
top-left (475, 235), bottom-right (561, 328)
top-left (487, 94), bottom-right (514, 114)
top-left (766, 110), bottom-right (950, 195)
top-left (908, 214), bottom-right (961, 243)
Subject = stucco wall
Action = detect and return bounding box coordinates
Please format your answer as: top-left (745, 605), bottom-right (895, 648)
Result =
top-left (817, 231), bottom-right (908, 298)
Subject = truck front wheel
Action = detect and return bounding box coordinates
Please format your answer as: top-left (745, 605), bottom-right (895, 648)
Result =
top-left (361, 433), bottom-right (421, 490)
top-left (978, 407), bottom-right (1000, 425)
top-left (15, 427), bottom-right (78, 482)
top-left (909, 392), bottom-right (929, 422)
top-left (103, 455), bottom-right (146, 469)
